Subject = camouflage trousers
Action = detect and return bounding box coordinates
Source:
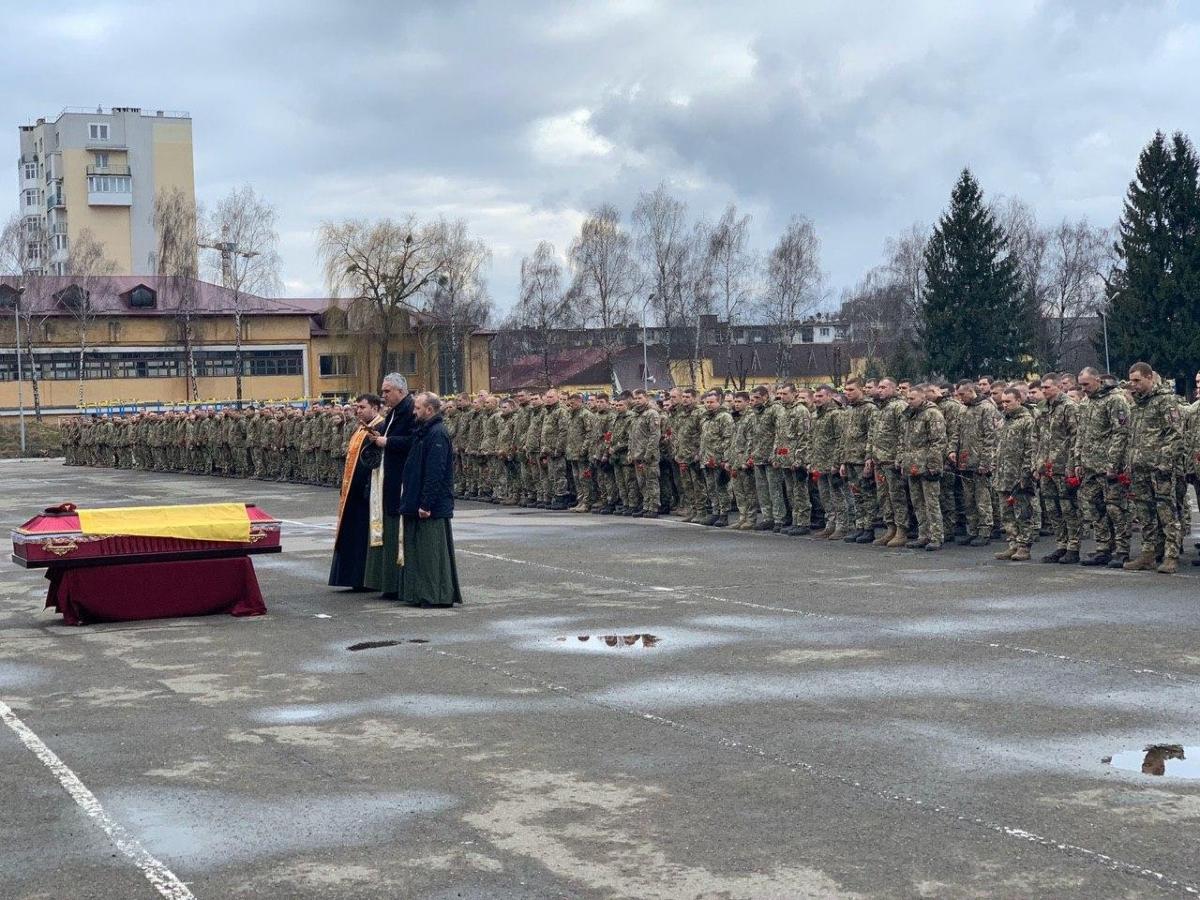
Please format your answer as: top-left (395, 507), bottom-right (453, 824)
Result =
top-left (939, 471), bottom-right (958, 537)
top-left (958, 470), bottom-right (994, 537)
top-left (592, 461), bottom-right (618, 508)
top-left (1040, 472), bottom-right (1081, 552)
top-left (907, 474), bottom-right (943, 545)
top-left (765, 464), bottom-right (793, 525)
top-left (543, 456), bottom-right (569, 501)
top-left (520, 456), bottom-right (538, 503)
top-left (570, 460), bottom-right (594, 506)
top-left (783, 468), bottom-right (811, 527)
top-left (702, 466), bottom-right (730, 516)
top-left (1130, 467), bottom-right (1181, 559)
top-left (617, 462), bottom-right (641, 510)
top-left (730, 467), bottom-right (759, 522)
top-left (635, 460), bottom-right (660, 513)
top-left (876, 465), bottom-right (909, 531)
top-left (753, 466), bottom-right (780, 525)
top-left (674, 462), bottom-right (702, 513)
top-left (1077, 471), bottom-right (1128, 554)
top-left (845, 463), bottom-right (877, 530)
top-left (817, 473), bottom-right (853, 532)
top-left (1001, 486), bottom-right (1037, 548)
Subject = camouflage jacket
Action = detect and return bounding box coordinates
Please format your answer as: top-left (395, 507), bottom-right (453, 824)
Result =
top-left (1073, 385), bottom-right (1129, 473)
top-left (629, 406), bottom-right (663, 464)
top-left (956, 396), bottom-right (998, 473)
top-left (728, 409), bottom-right (755, 469)
top-left (808, 404), bottom-right (842, 473)
top-left (495, 411), bottom-right (516, 458)
top-left (995, 405), bottom-right (1036, 492)
top-left (780, 401), bottom-right (813, 469)
top-left (523, 408), bottom-right (545, 455)
top-left (587, 409), bottom-right (615, 463)
top-left (868, 397), bottom-right (907, 466)
top-left (609, 409), bottom-right (634, 463)
top-left (840, 398), bottom-right (877, 465)
top-left (672, 406), bottom-right (703, 464)
top-left (899, 401), bottom-right (948, 476)
top-left (565, 407), bottom-right (594, 461)
top-left (540, 402), bottom-right (570, 457)
top-left (1126, 384), bottom-right (1184, 471)
top-left (479, 410), bottom-right (500, 455)
top-left (698, 408), bottom-right (734, 468)
top-left (1039, 394), bottom-right (1078, 475)
top-left (749, 401), bottom-right (783, 461)
top-left (934, 397), bottom-right (963, 466)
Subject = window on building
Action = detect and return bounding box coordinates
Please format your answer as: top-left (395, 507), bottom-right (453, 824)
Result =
top-left (23, 162), bottom-right (37, 180)
top-left (52, 234), bottom-right (68, 252)
top-left (0, 355), bottom-right (17, 382)
top-left (320, 391), bottom-right (350, 403)
top-left (0, 285), bottom-right (18, 310)
top-left (88, 123), bottom-right (110, 141)
top-left (127, 286), bottom-right (156, 308)
top-left (385, 350), bottom-right (417, 374)
top-left (319, 354), bottom-right (352, 377)
top-left (146, 357), bottom-right (179, 378)
top-left (197, 353), bottom-right (238, 377)
top-left (246, 350), bottom-right (303, 377)
top-left (819, 327), bottom-right (831, 338)
top-left (93, 152), bottom-right (109, 168)
top-left (40, 355), bottom-right (78, 381)
top-left (23, 189), bottom-right (39, 207)
top-left (800, 327), bottom-right (813, 343)
top-left (26, 242), bottom-right (42, 261)
top-left (88, 175), bottom-right (131, 193)
top-left (83, 355), bottom-right (111, 379)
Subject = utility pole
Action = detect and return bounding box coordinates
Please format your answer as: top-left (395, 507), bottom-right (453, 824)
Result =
top-left (13, 284), bottom-right (27, 455)
top-left (198, 224), bottom-right (260, 406)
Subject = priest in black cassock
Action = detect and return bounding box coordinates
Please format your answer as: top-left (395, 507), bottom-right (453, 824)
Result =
top-left (327, 393), bottom-right (385, 591)
top-left (365, 373), bottom-right (416, 598)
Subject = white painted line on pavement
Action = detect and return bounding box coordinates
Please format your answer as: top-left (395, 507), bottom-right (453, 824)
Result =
top-left (0, 699), bottom-right (195, 900)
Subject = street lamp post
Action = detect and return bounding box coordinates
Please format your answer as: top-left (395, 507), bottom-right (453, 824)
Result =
top-left (641, 293), bottom-right (655, 391)
top-left (1098, 310), bottom-right (1110, 374)
top-left (13, 284), bottom-right (27, 456)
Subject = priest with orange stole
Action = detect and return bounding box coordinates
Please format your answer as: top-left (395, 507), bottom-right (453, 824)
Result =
top-left (328, 393), bottom-right (386, 591)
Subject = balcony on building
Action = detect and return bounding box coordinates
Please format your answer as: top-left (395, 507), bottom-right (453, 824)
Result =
top-left (46, 192), bottom-right (66, 210)
top-left (87, 171), bottom-right (132, 206)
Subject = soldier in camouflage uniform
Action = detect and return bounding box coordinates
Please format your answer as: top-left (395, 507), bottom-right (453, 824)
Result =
top-left (495, 397), bottom-right (519, 505)
top-left (868, 379), bottom-right (909, 548)
top-left (901, 384), bottom-right (949, 551)
top-left (993, 387), bottom-right (1037, 561)
top-left (931, 383), bottom-right (964, 541)
top-left (478, 394), bottom-right (500, 502)
top-left (629, 389), bottom-right (662, 517)
top-left (810, 385), bottom-right (849, 539)
top-left (748, 386), bottom-right (781, 531)
top-left (671, 390), bottom-right (703, 521)
top-left (1123, 362), bottom-right (1185, 573)
top-left (698, 389), bottom-right (733, 526)
top-left (727, 391), bottom-right (760, 530)
top-left (523, 393), bottom-right (546, 507)
top-left (539, 389), bottom-right (571, 509)
top-left (951, 380), bottom-right (997, 547)
top-left (840, 377), bottom-right (878, 543)
top-left (610, 393), bottom-right (639, 514)
top-left (781, 385), bottom-right (813, 536)
top-left (1037, 375), bottom-right (1081, 563)
top-left (587, 393), bottom-right (618, 513)
top-left (565, 393), bottom-right (595, 512)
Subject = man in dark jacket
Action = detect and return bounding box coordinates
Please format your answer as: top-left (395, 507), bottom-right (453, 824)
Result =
top-left (366, 373), bottom-right (416, 597)
top-left (398, 392), bottom-right (462, 608)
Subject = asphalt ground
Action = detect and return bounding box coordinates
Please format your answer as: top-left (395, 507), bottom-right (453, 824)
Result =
top-left (2, 457), bottom-right (1200, 899)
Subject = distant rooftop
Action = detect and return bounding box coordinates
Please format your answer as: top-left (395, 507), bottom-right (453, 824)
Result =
top-left (20, 107), bottom-right (190, 129)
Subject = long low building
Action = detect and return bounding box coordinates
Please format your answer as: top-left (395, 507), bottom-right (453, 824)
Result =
top-left (0, 275), bottom-right (491, 418)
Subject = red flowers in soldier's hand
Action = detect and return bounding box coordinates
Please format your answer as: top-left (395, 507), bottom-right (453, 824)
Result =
top-left (1117, 472), bottom-right (1132, 486)
top-left (909, 466), bottom-right (919, 477)
top-left (747, 456), bottom-right (755, 467)
top-left (706, 457), bottom-right (716, 468)
top-left (1005, 495), bottom-right (1016, 506)
top-left (811, 470), bottom-right (821, 482)
top-left (604, 432), bottom-right (612, 443)
top-left (583, 468), bottom-right (592, 479)
top-left (776, 448), bottom-right (789, 455)
top-left (1066, 475), bottom-right (1081, 488)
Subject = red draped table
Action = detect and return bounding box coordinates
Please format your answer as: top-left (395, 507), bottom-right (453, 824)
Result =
top-left (45, 556), bottom-right (267, 626)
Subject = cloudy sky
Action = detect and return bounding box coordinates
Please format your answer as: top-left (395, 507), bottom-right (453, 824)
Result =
top-left (5, 1), bottom-right (1198, 314)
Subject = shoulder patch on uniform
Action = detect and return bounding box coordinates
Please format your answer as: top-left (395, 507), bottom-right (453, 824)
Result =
top-left (1117, 411), bottom-right (1128, 427)
top-left (1170, 408), bottom-right (1181, 423)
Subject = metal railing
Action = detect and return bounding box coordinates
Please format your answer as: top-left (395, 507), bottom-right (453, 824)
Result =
top-left (59, 106), bottom-right (190, 119)
top-left (86, 165), bottom-right (131, 176)
top-left (46, 194), bottom-right (65, 210)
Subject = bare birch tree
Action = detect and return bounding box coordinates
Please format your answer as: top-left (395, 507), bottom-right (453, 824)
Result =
top-left (202, 185), bottom-right (282, 405)
top-left (706, 204), bottom-right (755, 386)
top-left (568, 204), bottom-right (641, 387)
top-left (317, 216), bottom-right (456, 387)
top-left (509, 241), bottom-right (571, 387)
top-left (633, 183), bottom-right (688, 354)
top-left (0, 214), bottom-right (48, 419)
top-left (759, 216), bottom-right (823, 378)
top-left (63, 228), bottom-right (117, 407)
top-left (1041, 219), bottom-right (1108, 370)
top-left (420, 219), bottom-right (493, 394)
top-left (153, 187), bottom-right (201, 401)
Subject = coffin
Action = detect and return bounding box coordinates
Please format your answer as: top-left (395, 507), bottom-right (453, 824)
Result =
top-left (11, 502), bottom-right (282, 569)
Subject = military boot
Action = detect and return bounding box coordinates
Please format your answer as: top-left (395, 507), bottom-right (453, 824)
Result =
top-left (968, 535), bottom-right (991, 547)
top-left (886, 531), bottom-right (908, 548)
top-left (1058, 550), bottom-right (1080, 564)
top-left (843, 529), bottom-right (861, 543)
top-left (1010, 546), bottom-right (1031, 561)
top-left (828, 528), bottom-right (847, 541)
top-left (1157, 557), bottom-right (1179, 575)
top-left (813, 524), bottom-right (834, 539)
top-left (1080, 550), bottom-right (1111, 566)
top-left (1123, 549), bottom-right (1157, 571)
top-left (873, 526), bottom-right (895, 546)
top-left (1040, 549), bottom-right (1065, 563)
top-left (905, 537), bottom-right (927, 549)
top-left (1105, 553), bottom-right (1128, 569)
top-left (994, 546), bottom-right (1016, 560)
top-left (855, 529), bottom-right (875, 544)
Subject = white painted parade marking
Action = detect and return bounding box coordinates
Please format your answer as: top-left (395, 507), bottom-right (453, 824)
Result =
top-left (0, 699), bottom-right (195, 900)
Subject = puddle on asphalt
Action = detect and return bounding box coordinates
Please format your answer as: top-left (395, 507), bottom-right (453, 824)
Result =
top-left (1105, 744), bottom-right (1200, 778)
top-left (556, 633), bottom-right (661, 648)
top-left (347, 639), bottom-right (429, 651)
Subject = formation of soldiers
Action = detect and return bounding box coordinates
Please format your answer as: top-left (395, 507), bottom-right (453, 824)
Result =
top-left (445, 362), bottom-right (1199, 573)
top-left (60, 406), bottom-right (354, 486)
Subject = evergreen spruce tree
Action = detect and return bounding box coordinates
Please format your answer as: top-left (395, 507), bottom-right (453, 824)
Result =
top-left (921, 169), bottom-right (1026, 378)
top-left (1104, 131), bottom-right (1200, 387)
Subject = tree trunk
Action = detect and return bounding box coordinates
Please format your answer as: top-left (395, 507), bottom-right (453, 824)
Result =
top-left (77, 332), bottom-right (86, 410)
top-left (376, 334), bottom-right (391, 389)
top-left (234, 304), bottom-right (244, 408)
top-left (24, 334), bottom-right (43, 422)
